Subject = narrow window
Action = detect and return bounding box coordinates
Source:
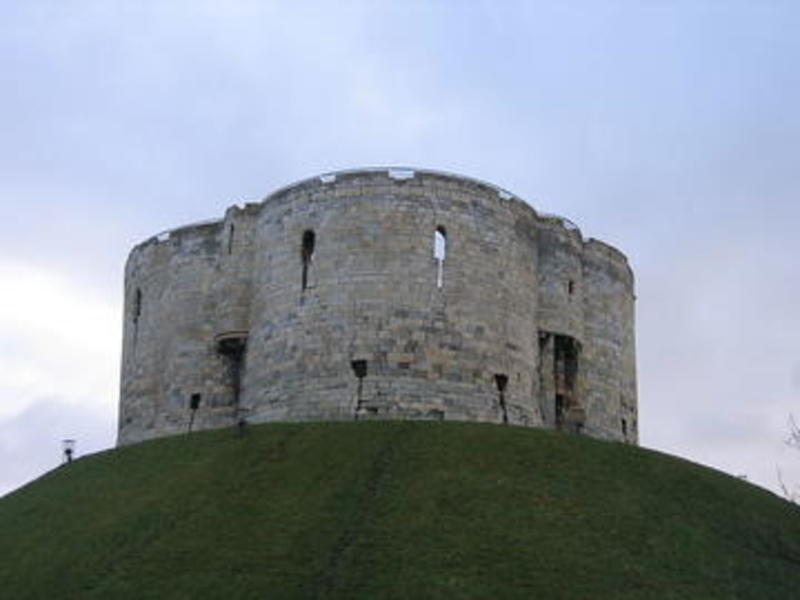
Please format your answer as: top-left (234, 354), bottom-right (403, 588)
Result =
top-left (567, 280), bottom-right (575, 295)
top-left (434, 226), bottom-right (447, 288)
top-left (301, 229), bottom-right (315, 291)
top-left (228, 224), bottom-right (235, 254)
top-left (621, 418), bottom-right (628, 438)
top-left (133, 288), bottom-right (142, 323)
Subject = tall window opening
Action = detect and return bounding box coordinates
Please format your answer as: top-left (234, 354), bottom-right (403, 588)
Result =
top-left (434, 226), bottom-right (447, 288)
top-left (555, 394), bottom-right (565, 428)
top-left (554, 335), bottom-right (582, 432)
top-left (228, 224), bottom-right (235, 254)
top-left (301, 229), bottom-right (315, 291)
top-left (539, 332), bottom-right (582, 433)
top-left (133, 288), bottom-right (142, 323)
top-left (217, 334), bottom-right (248, 422)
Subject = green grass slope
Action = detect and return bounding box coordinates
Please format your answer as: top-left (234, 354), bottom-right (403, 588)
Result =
top-left (2, 422), bottom-right (799, 599)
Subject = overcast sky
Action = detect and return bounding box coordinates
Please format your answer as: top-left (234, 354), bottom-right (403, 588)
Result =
top-left (1, 0), bottom-right (799, 498)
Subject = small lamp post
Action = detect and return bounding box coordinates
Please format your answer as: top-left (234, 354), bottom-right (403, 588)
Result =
top-left (187, 393), bottom-right (202, 434)
top-left (351, 360), bottom-right (368, 418)
top-left (62, 439), bottom-right (76, 464)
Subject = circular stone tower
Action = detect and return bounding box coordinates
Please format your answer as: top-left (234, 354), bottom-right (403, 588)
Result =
top-left (119, 168), bottom-right (637, 445)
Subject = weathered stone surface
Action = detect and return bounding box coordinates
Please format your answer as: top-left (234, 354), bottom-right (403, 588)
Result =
top-left (119, 168), bottom-right (637, 445)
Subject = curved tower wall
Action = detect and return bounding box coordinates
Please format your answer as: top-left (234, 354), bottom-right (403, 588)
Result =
top-left (582, 240), bottom-right (638, 440)
top-left (244, 172), bottom-right (540, 426)
top-left (119, 169), bottom-right (637, 445)
top-left (121, 223), bottom-right (229, 440)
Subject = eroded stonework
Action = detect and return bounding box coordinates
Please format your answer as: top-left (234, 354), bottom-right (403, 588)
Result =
top-left (119, 168), bottom-right (637, 445)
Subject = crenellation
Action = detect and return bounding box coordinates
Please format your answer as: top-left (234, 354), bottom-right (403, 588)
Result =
top-left (118, 168), bottom-right (638, 445)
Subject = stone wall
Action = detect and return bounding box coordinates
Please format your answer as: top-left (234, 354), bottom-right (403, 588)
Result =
top-left (119, 168), bottom-right (637, 445)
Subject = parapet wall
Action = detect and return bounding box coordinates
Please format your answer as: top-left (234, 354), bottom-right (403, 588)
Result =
top-left (119, 168), bottom-right (637, 445)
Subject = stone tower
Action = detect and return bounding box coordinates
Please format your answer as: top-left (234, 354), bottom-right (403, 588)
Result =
top-left (119, 168), bottom-right (637, 445)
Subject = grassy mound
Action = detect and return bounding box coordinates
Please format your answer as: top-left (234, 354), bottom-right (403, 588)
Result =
top-left (1, 421), bottom-right (799, 599)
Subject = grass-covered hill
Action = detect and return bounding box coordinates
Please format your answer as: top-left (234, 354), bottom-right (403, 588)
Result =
top-left (2, 422), bottom-right (799, 599)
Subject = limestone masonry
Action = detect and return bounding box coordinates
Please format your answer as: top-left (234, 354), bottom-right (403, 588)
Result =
top-left (119, 168), bottom-right (637, 445)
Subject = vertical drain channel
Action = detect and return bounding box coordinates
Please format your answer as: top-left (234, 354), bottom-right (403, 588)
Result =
top-left (495, 373), bottom-right (509, 424)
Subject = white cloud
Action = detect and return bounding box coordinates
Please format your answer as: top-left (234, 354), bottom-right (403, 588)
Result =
top-left (0, 259), bottom-right (120, 421)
